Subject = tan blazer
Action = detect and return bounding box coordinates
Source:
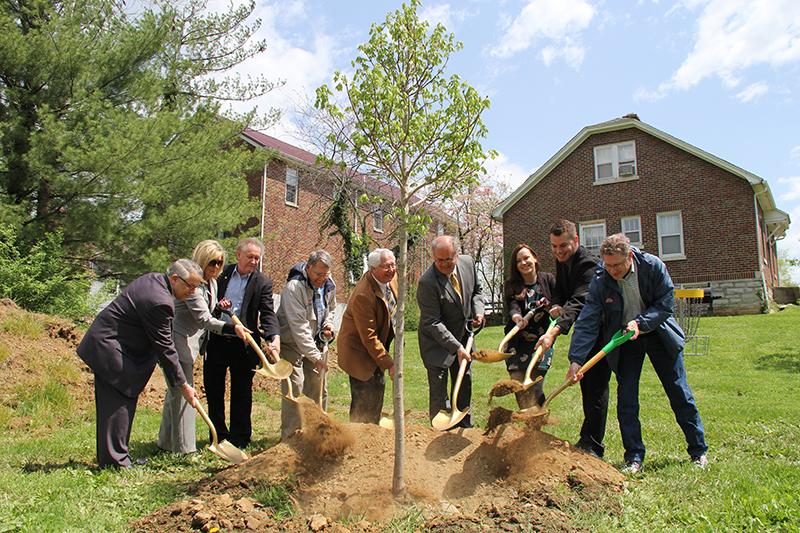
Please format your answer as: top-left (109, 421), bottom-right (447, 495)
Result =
top-left (336, 271), bottom-right (398, 381)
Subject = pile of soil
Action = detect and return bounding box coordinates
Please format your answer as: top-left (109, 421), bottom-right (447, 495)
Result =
top-left (133, 420), bottom-right (623, 531)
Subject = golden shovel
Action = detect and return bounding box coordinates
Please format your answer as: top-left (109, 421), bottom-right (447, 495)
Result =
top-left (487, 318), bottom-right (558, 400)
top-left (431, 326), bottom-right (477, 431)
top-left (195, 401), bottom-right (248, 464)
top-left (473, 304), bottom-right (546, 363)
top-left (229, 314), bottom-right (292, 380)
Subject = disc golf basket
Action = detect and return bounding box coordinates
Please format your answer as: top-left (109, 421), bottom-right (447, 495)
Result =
top-left (674, 288), bottom-right (709, 356)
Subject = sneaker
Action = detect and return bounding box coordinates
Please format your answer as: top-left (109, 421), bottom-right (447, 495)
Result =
top-left (621, 460), bottom-right (642, 474)
top-left (691, 454), bottom-right (708, 469)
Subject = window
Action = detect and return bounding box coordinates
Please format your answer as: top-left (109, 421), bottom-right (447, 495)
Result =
top-left (372, 205), bottom-right (384, 233)
top-left (593, 141), bottom-right (637, 182)
top-left (579, 221), bottom-right (606, 257)
top-left (656, 211), bottom-right (685, 259)
top-left (621, 216), bottom-right (642, 247)
top-left (284, 167), bottom-right (298, 206)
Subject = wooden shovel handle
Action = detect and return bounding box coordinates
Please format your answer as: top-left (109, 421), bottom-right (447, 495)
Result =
top-left (523, 318), bottom-right (558, 383)
top-left (195, 401), bottom-right (219, 446)
top-left (229, 314), bottom-right (276, 365)
top-left (498, 308), bottom-right (535, 353)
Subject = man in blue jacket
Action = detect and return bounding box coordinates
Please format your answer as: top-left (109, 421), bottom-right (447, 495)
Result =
top-left (568, 233), bottom-right (707, 474)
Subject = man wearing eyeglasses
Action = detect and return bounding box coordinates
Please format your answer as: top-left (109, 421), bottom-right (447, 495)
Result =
top-left (277, 250), bottom-right (337, 439)
top-left (77, 259), bottom-right (202, 468)
top-left (417, 235), bottom-right (485, 428)
top-left (204, 237), bottom-right (280, 449)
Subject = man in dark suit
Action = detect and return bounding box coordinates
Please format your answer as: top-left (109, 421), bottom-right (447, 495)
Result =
top-left (337, 248), bottom-right (397, 423)
top-left (77, 259), bottom-right (201, 468)
top-left (204, 237), bottom-right (280, 448)
top-left (417, 235), bottom-right (485, 428)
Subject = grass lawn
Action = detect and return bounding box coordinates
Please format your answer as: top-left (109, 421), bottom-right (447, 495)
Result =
top-left (1, 307), bottom-right (799, 531)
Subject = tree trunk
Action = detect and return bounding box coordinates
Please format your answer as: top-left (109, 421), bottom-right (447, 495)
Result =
top-left (391, 202), bottom-right (409, 497)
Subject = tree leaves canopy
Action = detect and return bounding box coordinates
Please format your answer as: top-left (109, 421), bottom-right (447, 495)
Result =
top-left (0, 0), bottom-right (278, 280)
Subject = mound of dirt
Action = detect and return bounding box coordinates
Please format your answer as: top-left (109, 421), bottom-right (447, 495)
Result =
top-left (133, 420), bottom-right (623, 531)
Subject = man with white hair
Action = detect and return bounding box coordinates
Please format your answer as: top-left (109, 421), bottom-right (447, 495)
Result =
top-left (337, 248), bottom-right (397, 423)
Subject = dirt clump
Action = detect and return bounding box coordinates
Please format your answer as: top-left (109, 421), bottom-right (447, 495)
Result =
top-left (488, 378), bottom-right (526, 399)
top-left (296, 396), bottom-right (355, 457)
top-left (135, 419), bottom-right (624, 531)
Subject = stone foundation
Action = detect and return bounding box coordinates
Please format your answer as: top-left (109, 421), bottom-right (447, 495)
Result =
top-left (676, 277), bottom-right (765, 316)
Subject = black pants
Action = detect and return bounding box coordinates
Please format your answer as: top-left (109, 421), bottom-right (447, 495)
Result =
top-left (576, 356), bottom-right (611, 457)
top-left (348, 368), bottom-right (385, 424)
top-left (94, 375), bottom-right (138, 468)
top-left (204, 334), bottom-right (257, 448)
top-left (426, 359), bottom-right (473, 428)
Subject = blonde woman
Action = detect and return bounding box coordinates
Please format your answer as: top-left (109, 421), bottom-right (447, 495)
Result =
top-left (157, 240), bottom-right (248, 453)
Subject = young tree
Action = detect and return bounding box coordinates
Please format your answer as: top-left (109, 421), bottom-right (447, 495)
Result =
top-left (315, 0), bottom-right (492, 496)
top-left (0, 0), bottom-right (279, 280)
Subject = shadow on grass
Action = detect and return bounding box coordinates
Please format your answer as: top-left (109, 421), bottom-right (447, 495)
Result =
top-left (22, 459), bottom-right (97, 473)
top-left (755, 351), bottom-right (800, 374)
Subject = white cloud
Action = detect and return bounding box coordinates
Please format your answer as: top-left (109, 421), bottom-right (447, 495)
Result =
top-left (214, 1), bottom-right (345, 142)
top-left (485, 152), bottom-right (532, 189)
top-left (419, 3), bottom-right (471, 31)
top-left (735, 81), bottom-right (769, 102)
top-left (791, 145), bottom-right (800, 163)
top-left (778, 176), bottom-right (800, 202)
top-left (489, 0), bottom-right (595, 69)
top-left (640, 0), bottom-right (800, 99)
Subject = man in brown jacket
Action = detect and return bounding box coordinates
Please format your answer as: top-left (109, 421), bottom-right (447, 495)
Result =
top-left (336, 248), bottom-right (397, 423)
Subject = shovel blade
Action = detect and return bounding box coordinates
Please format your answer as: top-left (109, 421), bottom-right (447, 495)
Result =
top-left (208, 440), bottom-right (248, 464)
top-left (431, 407), bottom-right (469, 431)
top-left (253, 359), bottom-right (293, 380)
top-left (473, 349), bottom-right (514, 363)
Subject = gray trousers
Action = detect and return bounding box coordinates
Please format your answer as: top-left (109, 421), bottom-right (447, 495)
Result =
top-left (157, 333), bottom-right (196, 453)
top-left (280, 357), bottom-right (327, 439)
top-left (94, 375), bottom-right (138, 468)
top-left (349, 368), bottom-right (385, 424)
top-left (426, 360), bottom-right (473, 428)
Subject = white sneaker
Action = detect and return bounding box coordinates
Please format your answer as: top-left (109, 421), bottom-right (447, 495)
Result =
top-left (691, 454), bottom-right (708, 469)
top-left (621, 461), bottom-right (642, 474)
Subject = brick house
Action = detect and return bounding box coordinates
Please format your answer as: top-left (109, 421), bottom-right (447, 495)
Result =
top-left (239, 129), bottom-right (445, 297)
top-left (492, 114), bottom-right (790, 315)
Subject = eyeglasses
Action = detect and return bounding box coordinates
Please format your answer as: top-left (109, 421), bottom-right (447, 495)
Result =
top-left (177, 276), bottom-right (201, 291)
top-left (208, 259), bottom-right (224, 268)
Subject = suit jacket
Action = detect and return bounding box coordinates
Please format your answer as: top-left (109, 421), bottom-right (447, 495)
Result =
top-left (215, 265), bottom-right (280, 358)
top-left (77, 273), bottom-right (186, 398)
top-left (336, 271), bottom-right (397, 381)
top-left (417, 255), bottom-right (485, 369)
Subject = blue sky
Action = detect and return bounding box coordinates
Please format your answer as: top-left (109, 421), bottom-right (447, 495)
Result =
top-left (218, 0), bottom-right (800, 271)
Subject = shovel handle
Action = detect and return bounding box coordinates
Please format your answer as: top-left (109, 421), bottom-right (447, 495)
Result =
top-left (522, 318), bottom-right (558, 383)
top-left (498, 307), bottom-right (538, 353)
top-left (195, 401), bottom-right (219, 446)
top-left (229, 313), bottom-right (277, 366)
top-left (544, 329), bottom-right (635, 409)
top-left (450, 329), bottom-right (475, 403)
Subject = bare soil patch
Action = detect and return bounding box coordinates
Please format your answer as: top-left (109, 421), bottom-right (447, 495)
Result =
top-left (133, 420), bottom-right (623, 531)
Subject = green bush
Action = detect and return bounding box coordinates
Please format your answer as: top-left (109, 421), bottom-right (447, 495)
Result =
top-left (0, 225), bottom-right (92, 319)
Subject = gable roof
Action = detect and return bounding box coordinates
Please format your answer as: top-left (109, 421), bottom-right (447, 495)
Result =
top-left (491, 116), bottom-right (789, 239)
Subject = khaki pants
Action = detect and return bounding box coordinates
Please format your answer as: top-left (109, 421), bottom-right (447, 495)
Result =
top-left (280, 357), bottom-right (327, 439)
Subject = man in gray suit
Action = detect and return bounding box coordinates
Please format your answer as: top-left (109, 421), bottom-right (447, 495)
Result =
top-left (417, 235), bottom-right (485, 428)
top-left (77, 259), bottom-right (201, 468)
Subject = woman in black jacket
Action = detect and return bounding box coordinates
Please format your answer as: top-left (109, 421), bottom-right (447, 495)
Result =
top-left (503, 243), bottom-right (556, 408)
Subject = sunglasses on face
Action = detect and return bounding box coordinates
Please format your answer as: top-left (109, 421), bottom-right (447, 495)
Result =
top-left (208, 259), bottom-right (224, 268)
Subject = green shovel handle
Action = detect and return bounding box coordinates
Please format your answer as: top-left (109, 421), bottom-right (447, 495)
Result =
top-left (601, 328), bottom-right (636, 354)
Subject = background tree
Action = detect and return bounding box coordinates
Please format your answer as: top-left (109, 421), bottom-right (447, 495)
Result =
top-left (315, 0), bottom-right (492, 496)
top-left (778, 249), bottom-right (799, 287)
top-left (445, 179), bottom-right (509, 319)
top-left (0, 0), bottom-right (279, 281)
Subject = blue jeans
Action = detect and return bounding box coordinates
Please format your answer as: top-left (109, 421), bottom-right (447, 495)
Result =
top-left (614, 335), bottom-right (707, 463)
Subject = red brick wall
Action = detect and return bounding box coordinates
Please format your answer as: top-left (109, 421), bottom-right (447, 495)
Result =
top-left (503, 127), bottom-right (761, 284)
top-left (244, 157), bottom-right (436, 297)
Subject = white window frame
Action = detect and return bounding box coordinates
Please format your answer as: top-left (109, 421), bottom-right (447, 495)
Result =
top-left (593, 141), bottom-right (638, 183)
top-left (656, 211), bottom-right (686, 260)
top-left (621, 215), bottom-right (642, 248)
top-left (579, 220), bottom-right (606, 257)
top-left (372, 205), bottom-right (384, 233)
top-left (284, 167), bottom-right (298, 206)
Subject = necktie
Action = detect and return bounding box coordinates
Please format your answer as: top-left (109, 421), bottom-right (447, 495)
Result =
top-left (384, 285), bottom-right (396, 327)
top-left (450, 272), bottom-right (463, 303)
